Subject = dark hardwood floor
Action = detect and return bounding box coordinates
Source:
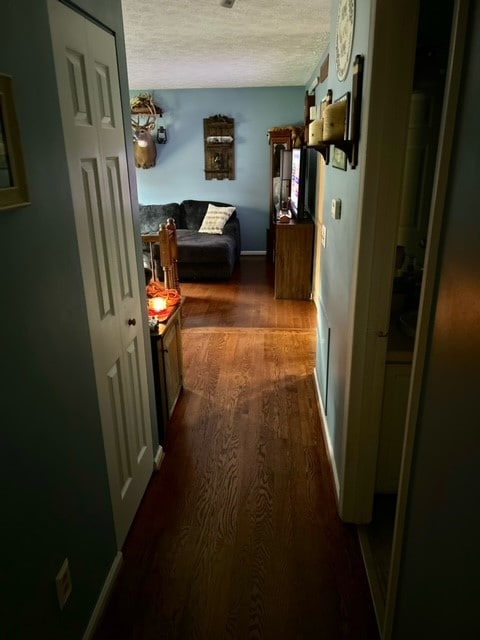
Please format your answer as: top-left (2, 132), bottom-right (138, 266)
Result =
top-left (93, 256), bottom-right (379, 640)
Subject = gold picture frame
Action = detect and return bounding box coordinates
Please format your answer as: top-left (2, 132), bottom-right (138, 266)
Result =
top-left (332, 146), bottom-right (348, 171)
top-left (0, 74), bottom-right (30, 210)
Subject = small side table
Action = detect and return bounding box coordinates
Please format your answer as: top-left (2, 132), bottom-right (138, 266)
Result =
top-left (149, 299), bottom-right (184, 446)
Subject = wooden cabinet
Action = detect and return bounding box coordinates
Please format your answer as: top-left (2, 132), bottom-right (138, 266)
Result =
top-left (266, 125), bottom-right (313, 299)
top-left (150, 302), bottom-right (184, 445)
top-left (274, 219), bottom-right (314, 300)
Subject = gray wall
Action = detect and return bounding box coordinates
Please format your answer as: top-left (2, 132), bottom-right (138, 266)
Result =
top-left (0, 0), bottom-right (138, 637)
top-left (392, 3), bottom-right (480, 636)
top-left (133, 86), bottom-right (304, 252)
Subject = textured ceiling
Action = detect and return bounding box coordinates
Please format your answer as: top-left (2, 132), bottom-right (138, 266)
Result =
top-left (121, 0), bottom-right (331, 89)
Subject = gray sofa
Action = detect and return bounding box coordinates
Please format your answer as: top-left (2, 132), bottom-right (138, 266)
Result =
top-left (139, 199), bottom-right (241, 280)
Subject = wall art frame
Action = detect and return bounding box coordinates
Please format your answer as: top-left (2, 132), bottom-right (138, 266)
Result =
top-left (203, 115), bottom-right (235, 180)
top-left (332, 146), bottom-right (348, 171)
top-left (0, 74), bottom-right (30, 211)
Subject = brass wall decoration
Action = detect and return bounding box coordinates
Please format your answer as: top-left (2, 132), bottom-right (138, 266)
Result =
top-left (203, 115), bottom-right (234, 180)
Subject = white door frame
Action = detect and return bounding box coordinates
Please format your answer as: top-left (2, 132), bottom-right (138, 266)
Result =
top-left (339, 0), bottom-right (420, 523)
top-left (340, 0), bottom-right (469, 530)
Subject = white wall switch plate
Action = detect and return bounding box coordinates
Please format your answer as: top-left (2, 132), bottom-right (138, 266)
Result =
top-left (331, 198), bottom-right (342, 220)
top-left (321, 224), bottom-right (327, 248)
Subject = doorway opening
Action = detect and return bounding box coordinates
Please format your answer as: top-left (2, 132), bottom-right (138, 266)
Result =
top-left (358, 0), bottom-right (454, 632)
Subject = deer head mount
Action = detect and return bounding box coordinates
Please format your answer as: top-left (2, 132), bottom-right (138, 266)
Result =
top-left (131, 116), bottom-right (157, 169)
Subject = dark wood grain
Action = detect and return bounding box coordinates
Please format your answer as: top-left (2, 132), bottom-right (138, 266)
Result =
top-left (93, 257), bottom-right (378, 640)
top-left (274, 221), bottom-right (314, 300)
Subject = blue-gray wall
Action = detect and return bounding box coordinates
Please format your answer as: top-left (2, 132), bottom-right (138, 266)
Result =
top-left (132, 87), bottom-right (304, 251)
top-left (0, 1), bottom-right (139, 637)
top-left (310, 0), bottom-right (373, 484)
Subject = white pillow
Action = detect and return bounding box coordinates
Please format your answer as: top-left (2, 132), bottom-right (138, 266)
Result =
top-left (198, 204), bottom-right (236, 234)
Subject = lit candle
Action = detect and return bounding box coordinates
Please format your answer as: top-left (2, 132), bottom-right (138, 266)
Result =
top-left (150, 297), bottom-right (167, 312)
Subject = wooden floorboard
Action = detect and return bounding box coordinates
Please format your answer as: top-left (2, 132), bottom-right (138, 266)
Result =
top-left (93, 256), bottom-right (379, 640)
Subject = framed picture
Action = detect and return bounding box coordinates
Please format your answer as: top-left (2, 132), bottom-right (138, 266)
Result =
top-left (332, 146), bottom-right (347, 171)
top-left (0, 74), bottom-right (30, 210)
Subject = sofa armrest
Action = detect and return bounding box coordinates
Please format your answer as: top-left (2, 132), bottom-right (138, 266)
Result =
top-left (223, 216), bottom-right (241, 259)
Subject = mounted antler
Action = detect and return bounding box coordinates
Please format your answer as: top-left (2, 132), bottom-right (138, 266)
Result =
top-left (131, 116), bottom-right (157, 169)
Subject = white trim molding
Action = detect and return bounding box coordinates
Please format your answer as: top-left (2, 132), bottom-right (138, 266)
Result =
top-left (313, 368), bottom-right (340, 501)
top-left (154, 445), bottom-right (165, 470)
top-left (82, 552), bottom-right (123, 640)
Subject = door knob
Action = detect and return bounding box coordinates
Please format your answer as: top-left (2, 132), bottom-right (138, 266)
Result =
top-left (128, 318), bottom-right (136, 326)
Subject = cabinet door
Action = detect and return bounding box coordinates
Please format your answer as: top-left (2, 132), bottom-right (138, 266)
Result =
top-left (150, 336), bottom-right (168, 445)
top-left (275, 222), bottom-right (314, 300)
top-left (163, 316), bottom-right (183, 417)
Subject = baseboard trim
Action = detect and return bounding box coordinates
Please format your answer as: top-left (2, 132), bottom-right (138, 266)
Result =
top-left (82, 551), bottom-right (123, 640)
top-left (241, 250), bottom-right (266, 256)
top-left (313, 367), bottom-right (340, 501)
top-left (154, 445), bottom-right (165, 470)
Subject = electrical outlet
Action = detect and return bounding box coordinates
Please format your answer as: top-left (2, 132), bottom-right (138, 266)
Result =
top-left (321, 224), bottom-right (327, 248)
top-left (55, 558), bottom-right (72, 610)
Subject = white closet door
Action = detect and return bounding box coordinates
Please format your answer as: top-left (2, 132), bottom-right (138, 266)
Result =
top-left (48, 0), bottom-right (153, 546)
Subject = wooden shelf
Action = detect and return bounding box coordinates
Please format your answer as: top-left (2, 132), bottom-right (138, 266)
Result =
top-left (310, 139), bottom-right (354, 164)
top-left (305, 55), bottom-right (364, 169)
top-left (307, 143), bottom-right (330, 164)
top-left (333, 140), bottom-right (354, 159)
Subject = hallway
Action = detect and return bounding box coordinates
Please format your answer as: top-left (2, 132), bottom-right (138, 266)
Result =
top-left (93, 256), bottom-right (378, 639)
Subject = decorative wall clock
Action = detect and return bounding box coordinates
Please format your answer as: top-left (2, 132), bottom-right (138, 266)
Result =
top-left (335, 0), bottom-right (355, 81)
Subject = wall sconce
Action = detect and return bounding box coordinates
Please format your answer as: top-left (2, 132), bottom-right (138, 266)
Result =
top-left (148, 296), bottom-right (167, 313)
top-left (203, 115), bottom-right (235, 180)
top-left (156, 117), bottom-right (167, 144)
